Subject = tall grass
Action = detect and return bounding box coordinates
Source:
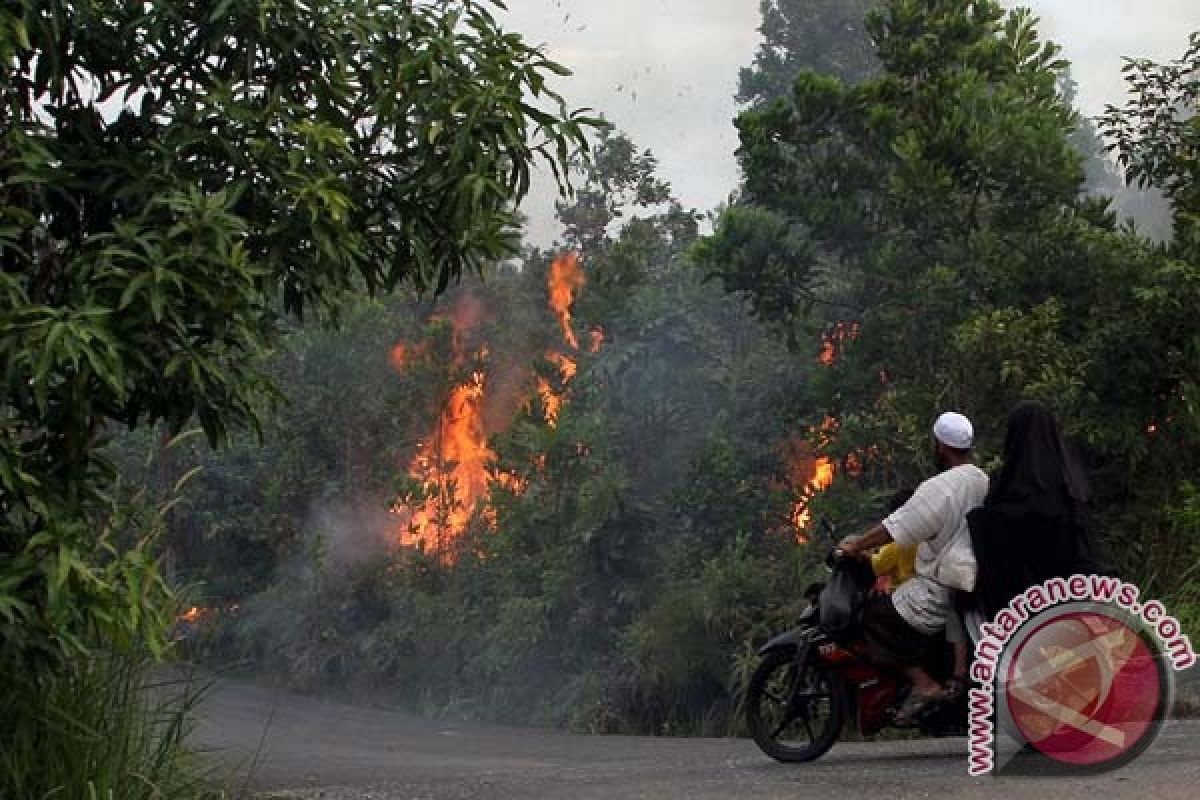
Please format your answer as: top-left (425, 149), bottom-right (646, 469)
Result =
top-left (0, 652), bottom-right (221, 800)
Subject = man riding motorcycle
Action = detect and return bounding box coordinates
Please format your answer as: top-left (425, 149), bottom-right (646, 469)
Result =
top-left (836, 411), bottom-right (988, 723)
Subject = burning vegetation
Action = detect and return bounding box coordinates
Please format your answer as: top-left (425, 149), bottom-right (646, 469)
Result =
top-left (819, 321), bottom-right (861, 367)
top-left (784, 421), bottom-right (837, 536)
top-left (388, 252), bottom-right (597, 555)
top-left (549, 251), bottom-right (586, 350)
top-left (384, 251), bottom-right (850, 550)
top-left (786, 321), bottom-right (862, 535)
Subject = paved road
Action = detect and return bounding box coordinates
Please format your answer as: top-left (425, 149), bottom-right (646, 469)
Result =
top-left (190, 675), bottom-right (1200, 799)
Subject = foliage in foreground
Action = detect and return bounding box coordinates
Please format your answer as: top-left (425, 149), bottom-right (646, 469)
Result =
top-left (0, 651), bottom-right (218, 800)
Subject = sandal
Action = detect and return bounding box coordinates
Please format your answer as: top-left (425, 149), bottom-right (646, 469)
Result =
top-left (893, 686), bottom-right (943, 726)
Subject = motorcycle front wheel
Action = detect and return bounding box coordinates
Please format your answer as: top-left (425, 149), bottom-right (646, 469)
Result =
top-left (746, 648), bottom-right (846, 763)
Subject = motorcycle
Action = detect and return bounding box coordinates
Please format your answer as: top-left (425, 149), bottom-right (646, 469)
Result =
top-left (745, 522), bottom-right (968, 763)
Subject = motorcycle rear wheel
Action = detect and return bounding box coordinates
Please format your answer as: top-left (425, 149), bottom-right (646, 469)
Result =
top-left (746, 648), bottom-right (845, 763)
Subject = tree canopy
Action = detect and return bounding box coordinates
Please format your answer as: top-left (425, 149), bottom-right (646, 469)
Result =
top-left (738, 0), bottom-right (881, 108)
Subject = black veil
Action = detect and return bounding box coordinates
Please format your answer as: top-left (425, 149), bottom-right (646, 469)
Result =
top-left (986, 400), bottom-right (1091, 515)
top-left (968, 400), bottom-right (1115, 617)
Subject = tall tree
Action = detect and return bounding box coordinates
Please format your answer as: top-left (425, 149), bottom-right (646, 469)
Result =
top-left (555, 126), bottom-right (673, 255)
top-left (737, 0), bottom-right (880, 108)
top-left (1098, 33), bottom-right (1200, 594)
top-left (1102, 33), bottom-right (1200, 220)
top-left (705, 0), bottom-right (1134, 477)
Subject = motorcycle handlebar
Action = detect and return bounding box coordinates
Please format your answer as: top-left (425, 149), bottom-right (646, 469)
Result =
top-left (826, 547), bottom-right (850, 568)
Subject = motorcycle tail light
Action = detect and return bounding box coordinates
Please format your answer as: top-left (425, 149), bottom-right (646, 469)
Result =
top-left (819, 643), bottom-right (850, 662)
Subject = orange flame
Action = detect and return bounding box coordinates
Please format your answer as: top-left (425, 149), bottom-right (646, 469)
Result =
top-left (536, 253), bottom-right (588, 426)
top-left (537, 376), bottom-right (562, 425)
top-left (547, 351), bottom-right (577, 381)
top-left (819, 321), bottom-right (860, 367)
top-left (819, 339), bottom-right (836, 367)
top-left (392, 298), bottom-right (501, 555)
top-left (398, 370), bottom-right (495, 553)
top-left (389, 254), bottom-right (594, 551)
top-left (786, 417), bottom-right (838, 536)
top-left (537, 352), bottom-right (578, 426)
top-left (787, 452), bottom-right (836, 533)
top-left (389, 343), bottom-right (409, 372)
top-left (549, 252), bottom-right (585, 350)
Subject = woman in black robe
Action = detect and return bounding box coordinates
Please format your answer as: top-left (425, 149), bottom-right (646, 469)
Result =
top-left (967, 401), bottom-right (1114, 620)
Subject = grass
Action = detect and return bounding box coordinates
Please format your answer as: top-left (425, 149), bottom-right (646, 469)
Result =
top-left (0, 650), bottom-right (228, 800)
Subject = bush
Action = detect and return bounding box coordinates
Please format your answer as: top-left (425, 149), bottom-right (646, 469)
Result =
top-left (0, 651), bottom-right (220, 800)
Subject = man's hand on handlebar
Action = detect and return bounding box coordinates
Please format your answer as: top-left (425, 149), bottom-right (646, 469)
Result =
top-left (835, 535), bottom-right (868, 559)
top-left (836, 524), bottom-right (894, 559)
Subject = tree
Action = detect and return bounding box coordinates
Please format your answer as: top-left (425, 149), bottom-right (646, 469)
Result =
top-left (737, 0), bottom-right (881, 108)
top-left (709, 1), bottom-right (1095, 465)
top-left (556, 125), bottom-right (673, 255)
top-left (1102, 33), bottom-right (1200, 220)
top-left (0, 0), bottom-right (591, 673)
top-left (1060, 71), bottom-right (1123, 197)
top-left (1098, 33), bottom-right (1200, 605)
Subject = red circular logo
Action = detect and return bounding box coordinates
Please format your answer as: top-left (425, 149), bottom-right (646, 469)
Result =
top-left (1004, 609), bottom-right (1165, 767)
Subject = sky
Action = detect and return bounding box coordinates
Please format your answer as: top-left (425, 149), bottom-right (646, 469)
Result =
top-left (498, 0), bottom-right (1200, 246)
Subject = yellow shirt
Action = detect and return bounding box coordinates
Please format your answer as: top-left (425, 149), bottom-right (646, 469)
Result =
top-left (871, 542), bottom-right (918, 586)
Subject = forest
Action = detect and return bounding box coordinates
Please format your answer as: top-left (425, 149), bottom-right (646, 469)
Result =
top-left (2, 1), bottom-right (1199, 796)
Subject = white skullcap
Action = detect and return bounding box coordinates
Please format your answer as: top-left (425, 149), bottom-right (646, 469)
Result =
top-left (933, 411), bottom-right (974, 450)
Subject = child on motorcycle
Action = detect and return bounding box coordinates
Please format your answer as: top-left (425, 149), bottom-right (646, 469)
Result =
top-left (869, 489), bottom-right (916, 593)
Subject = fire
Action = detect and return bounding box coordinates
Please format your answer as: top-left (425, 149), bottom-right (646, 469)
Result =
top-left (789, 458), bottom-right (835, 532)
top-left (786, 417), bottom-right (838, 536)
top-left (819, 321), bottom-right (860, 367)
top-left (537, 376), bottom-right (563, 425)
top-left (172, 604), bottom-right (232, 635)
top-left (549, 252), bottom-right (585, 350)
top-left (391, 297), bottom-right (500, 554)
top-left (536, 253), bottom-right (590, 426)
top-left (389, 252), bottom-right (596, 552)
top-left (819, 339), bottom-right (836, 367)
top-left (389, 343), bottom-right (409, 372)
top-left (786, 449), bottom-right (836, 533)
top-left (397, 368), bottom-right (495, 552)
top-left (537, 352), bottom-right (580, 426)
top-left (788, 322), bottom-right (857, 535)
top-left (547, 351), bottom-right (577, 381)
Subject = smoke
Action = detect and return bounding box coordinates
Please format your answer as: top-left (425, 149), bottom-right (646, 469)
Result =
top-left (301, 493), bottom-right (396, 574)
